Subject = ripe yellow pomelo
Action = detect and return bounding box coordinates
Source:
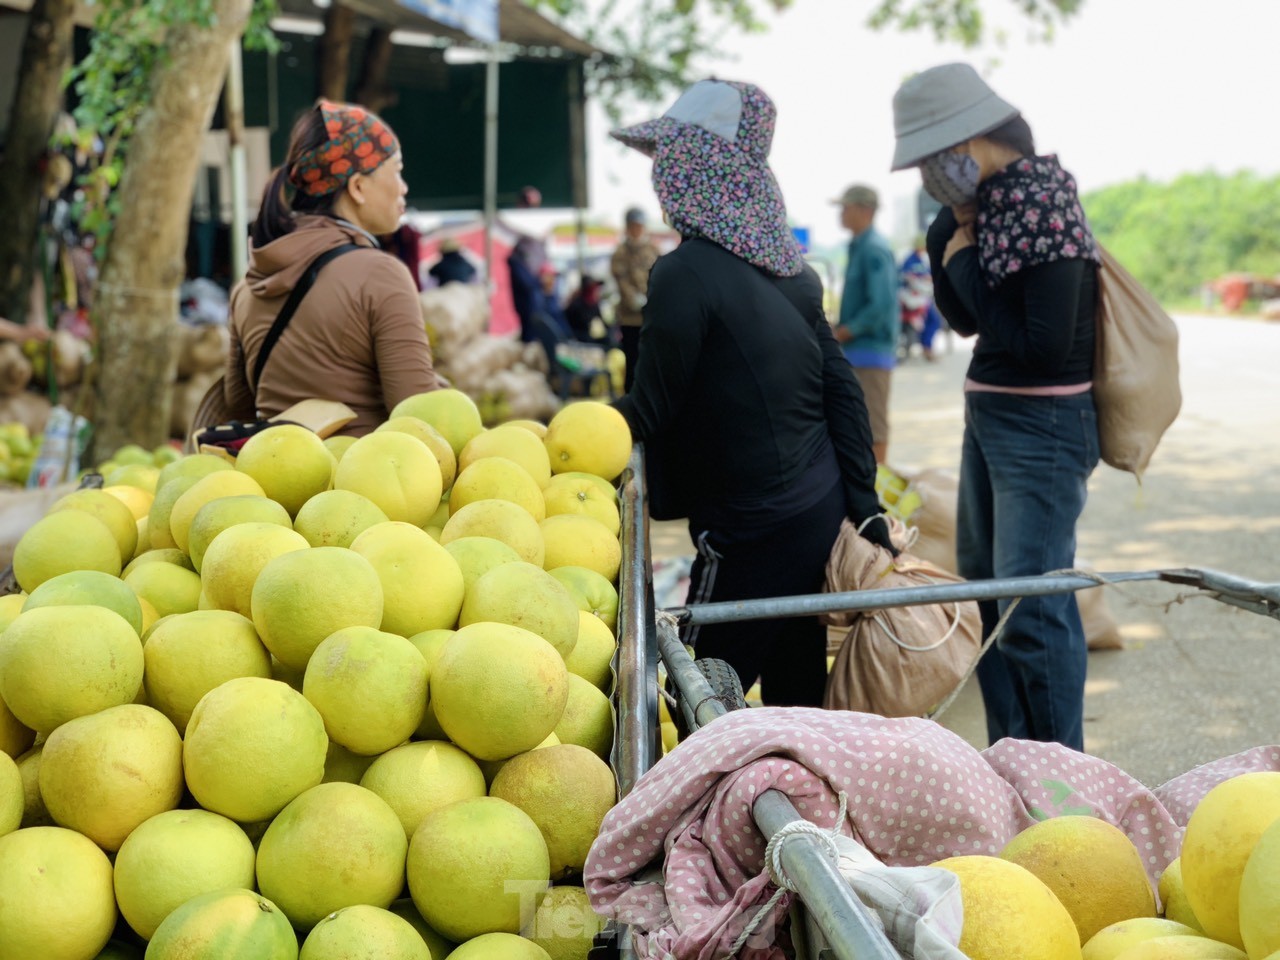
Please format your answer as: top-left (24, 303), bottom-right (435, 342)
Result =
top-left (407, 796), bottom-right (551, 941)
top-left (294, 489), bottom-right (389, 548)
top-left (235, 424), bottom-right (337, 517)
top-left (0, 695), bottom-right (33, 761)
top-left (934, 854), bottom-right (1081, 960)
top-left (133, 517), bottom-right (150, 560)
top-left (123, 560), bottom-right (202, 618)
top-left (474, 732), bottom-right (559, 789)
top-left (143, 610), bottom-right (272, 732)
top-left (300, 904), bottom-right (432, 960)
top-left (22, 569), bottom-right (143, 634)
top-left (490, 744), bottom-right (616, 880)
top-left (1158, 858), bottom-right (1204, 933)
top-left (565, 610), bottom-right (616, 690)
top-left (124, 547), bottom-right (195, 577)
top-left (256, 781), bottom-right (408, 929)
top-left (350, 521), bottom-right (465, 636)
top-left (441, 498), bottom-right (544, 566)
top-left (431, 622), bottom-right (569, 761)
top-left (1111, 936), bottom-right (1244, 959)
top-left (50, 488), bottom-right (138, 562)
top-left (1182, 772), bottom-right (1280, 948)
top-left (549, 566), bottom-right (619, 633)
top-left (147, 476), bottom-right (201, 549)
top-left (324, 434), bottom-right (357, 462)
top-left (0, 752), bottom-right (20, 837)
top-left (1000, 815), bottom-right (1155, 944)
top-left (251, 546), bottom-right (384, 670)
top-left (106, 463), bottom-right (160, 493)
top-left (112, 808), bottom-right (256, 939)
top-left (507, 419), bottom-right (548, 439)
top-left (524, 885), bottom-right (605, 960)
top-left (200, 522), bottom-right (310, 619)
top-left (12, 510), bottom-right (120, 591)
top-left (0, 593), bottom-right (26, 632)
top-left (103, 483), bottom-right (153, 520)
top-left (391, 388), bottom-right (484, 457)
top-left (377, 416), bottom-right (458, 490)
top-left (544, 402), bottom-right (632, 481)
top-left (0, 826), bottom-right (116, 960)
top-left (450, 933), bottom-right (551, 960)
top-left (460, 424), bottom-right (552, 488)
top-left (543, 474), bottom-right (620, 535)
top-left (556, 471), bottom-right (617, 501)
top-left (460, 561), bottom-right (580, 659)
top-left (541, 515), bottom-right (621, 581)
top-left (334, 431), bottom-right (442, 527)
top-left (39, 703), bottom-right (183, 850)
top-left (1083, 918), bottom-right (1203, 960)
top-left (661, 720), bottom-right (678, 754)
top-left (0, 605), bottom-right (143, 733)
top-left (450, 456), bottom-right (546, 521)
top-left (360, 740), bottom-right (486, 839)
top-left (169, 470), bottom-right (267, 553)
top-left (553, 674), bottom-right (613, 760)
top-left (407, 629), bottom-right (453, 740)
top-left (443, 536), bottom-right (522, 595)
top-left (186, 494), bottom-right (292, 572)
top-left (302, 626), bottom-right (429, 755)
top-left (15, 744), bottom-right (51, 828)
top-left (323, 740), bottom-right (379, 785)
top-left (1240, 816), bottom-right (1280, 957)
top-left (146, 888), bottom-right (297, 960)
top-left (155, 451), bottom-right (233, 493)
top-left (183, 676), bottom-right (327, 822)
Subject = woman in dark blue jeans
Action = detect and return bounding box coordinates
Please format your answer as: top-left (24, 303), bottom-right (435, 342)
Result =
top-left (891, 63), bottom-right (1102, 750)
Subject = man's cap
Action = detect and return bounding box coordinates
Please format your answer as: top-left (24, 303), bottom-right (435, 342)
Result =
top-left (624, 207), bottom-right (647, 225)
top-left (832, 184), bottom-right (879, 209)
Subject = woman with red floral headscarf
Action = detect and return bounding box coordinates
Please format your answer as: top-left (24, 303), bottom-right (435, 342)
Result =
top-left (225, 100), bottom-right (441, 436)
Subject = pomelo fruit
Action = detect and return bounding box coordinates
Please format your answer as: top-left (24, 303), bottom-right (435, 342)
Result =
top-left (449, 933), bottom-right (551, 960)
top-left (391, 389), bottom-right (484, 458)
top-left (299, 904), bottom-right (432, 960)
top-left (1239, 816), bottom-right (1280, 958)
top-left (323, 740), bottom-right (379, 785)
top-left (0, 752), bottom-right (20, 837)
top-left (350, 521), bottom-right (464, 636)
top-left (123, 560), bottom-right (202, 618)
top-left (524, 885), bottom-right (605, 960)
top-left (147, 475), bottom-right (201, 550)
top-left (389, 898), bottom-right (457, 958)
top-left (541, 515), bottom-right (620, 582)
top-left (475, 732), bottom-right (559, 789)
top-left (360, 740), bottom-right (487, 839)
top-left (549, 566), bottom-right (620, 630)
top-left (459, 424), bottom-right (552, 488)
top-left (1082, 918), bottom-right (1203, 960)
top-left (22, 569), bottom-right (143, 635)
top-left (544, 402), bottom-right (631, 481)
top-left (459, 561), bottom-right (579, 659)
top-left (324, 434), bottom-right (357, 463)
top-left (1110, 936), bottom-right (1244, 959)
top-left (12, 510), bottom-right (120, 591)
top-left (440, 499), bottom-right (544, 566)
top-left (406, 629), bottom-right (453, 740)
top-left (234, 423), bottom-right (337, 517)
top-left (0, 696), bottom-right (34, 761)
top-left (106, 462), bottom-right (160, 493)
top-left (200, 522), bottom-right (310, 619)
top-left (186, 494), bottom-right (292, 572)
top-left (0, 593), bottom-right (26, 632)
top-left (1157, 858), bottom-right (1204, 933)
top-left (15, 744), bottom-right (51, 828)
top-left (450, 456), bottom-right (545, 521)
top-left (443, 536), bottom-right (522, 595)
top-left (542, 474), bottom-right (620, 536)
top-left (169, 470), bottom-right (267, 553)
top-left (50, 487), bottom-right (138, 562)
top-left (506, 419), bottom-right (548, 439)
top-left (154, 451), bottom-right (233, 493)
top-left (123, 547), bottom-right (194, 577)
top-left (293, 489), bottom-right (388, 548)
top-left (145, 888), bottom-right (297, 960)
top-left (564, 610), bottom-right (616, 690)
top-left (377, 416), bottom-right (458, 490)
top-left (553, 674), bottom-right (613, 760)
top-left (555, 471), bottom-right (616, 502)
top-left (103, 483), bottom-right (154, 520)
top-left (333, 431), bottom-right (442, 527)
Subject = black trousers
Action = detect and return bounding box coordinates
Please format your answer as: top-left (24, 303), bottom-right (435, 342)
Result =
top-left (620, 325), bottom-right (641, 393)
top-left (683, 484), bottom-right (845, 706)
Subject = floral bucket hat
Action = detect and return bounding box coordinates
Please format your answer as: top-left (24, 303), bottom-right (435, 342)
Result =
top-left (611, 80), bottom-right (804, 277)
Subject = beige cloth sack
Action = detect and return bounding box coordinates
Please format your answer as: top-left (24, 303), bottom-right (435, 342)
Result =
top-left (822, 520), bottom-right (982, 717)
top-left (1094, 246), bottom-right (1182, 479)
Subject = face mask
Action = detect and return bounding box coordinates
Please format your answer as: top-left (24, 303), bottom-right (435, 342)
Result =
top-left (920, 150), bottom-right (980, 206)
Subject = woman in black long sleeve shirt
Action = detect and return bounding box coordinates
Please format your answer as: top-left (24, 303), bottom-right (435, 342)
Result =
top-left (610, 79), bottom-right (891, 706)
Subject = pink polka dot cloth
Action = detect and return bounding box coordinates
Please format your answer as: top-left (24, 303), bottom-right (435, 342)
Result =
top-left (585, 707), bottom-right (1280, 960)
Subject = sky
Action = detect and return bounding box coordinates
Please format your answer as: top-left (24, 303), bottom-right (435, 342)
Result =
top-left (580, 0), bottom-right (1280, 250)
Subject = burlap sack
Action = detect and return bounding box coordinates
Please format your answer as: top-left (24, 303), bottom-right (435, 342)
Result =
top-left (902, 467), bottom-right (959, 575)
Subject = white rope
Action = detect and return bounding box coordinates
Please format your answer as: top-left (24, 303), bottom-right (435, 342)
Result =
top-left (724, 792), bottom-right (849, 958)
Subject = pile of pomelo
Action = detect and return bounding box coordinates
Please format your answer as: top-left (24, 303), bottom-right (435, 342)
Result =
top-left (0, 390), bottom-right (630, 960)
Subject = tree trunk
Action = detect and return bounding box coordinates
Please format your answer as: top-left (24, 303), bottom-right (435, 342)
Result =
top-left (316, 2), bottom-right (356, 101)
top-left (354, 26), bottom-right (398, 114)
top-left (0, 0), bottom-right (75, 327)
top-left (89, 0), bottom-right (253, 458)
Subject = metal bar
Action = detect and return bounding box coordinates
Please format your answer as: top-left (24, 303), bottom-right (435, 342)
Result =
top-left (655, 613), bottom-right (729, 730)
top-left (753, 791), bottom-right (898, 960)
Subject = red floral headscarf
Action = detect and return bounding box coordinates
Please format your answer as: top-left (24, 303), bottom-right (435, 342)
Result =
top-left (288, 100), bottom-right (400, 198)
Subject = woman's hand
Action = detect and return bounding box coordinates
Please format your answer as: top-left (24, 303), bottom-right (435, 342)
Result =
top-left (951, 203), bottom-right (977, 226)
top-left (942, 224), bottom-right (975, 267)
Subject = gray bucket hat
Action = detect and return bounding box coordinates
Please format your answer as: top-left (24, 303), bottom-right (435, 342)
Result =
top-left (891, 63), bottom-right (1020, 171)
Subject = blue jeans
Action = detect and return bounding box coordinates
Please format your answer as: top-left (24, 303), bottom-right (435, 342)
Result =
top-left (956, 390), bottom-right (1100, 751)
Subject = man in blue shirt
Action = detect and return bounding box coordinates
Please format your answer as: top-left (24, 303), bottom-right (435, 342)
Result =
top-left (833, 184), bottom-right (898, 464)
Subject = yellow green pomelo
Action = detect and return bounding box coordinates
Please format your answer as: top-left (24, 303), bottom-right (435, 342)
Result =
top-left (450, 933), bottom-right (551, 960)
top-left (549, 566), bottom-right (619, 634)
top-left (50, 488), bottom-right (138, 562)
top-left (200, 522), bottom-right (310, 619)
top-left (1181, 772), bottom-right (1280, 948)
top-left (460, 561), bottom-right (579, 659)
top-left (544, 402), bottom-right (632, 481)
top-left (145, 888), bottom-right (297, 960)
top-left (147, 476), bottom-right (203, 550)
top-left (564, 611), bottom-right (616, 691)
top-left (155, 451), bottom-right (233, 493)
top-left (540, 515), bottom-right (621, 582)
top-left (407, 796), bottom-right (551, 941)
top-left (183, 676), bottom-right (328, 822)
top-left (450, 456), bottom-right (546, 521)
top-left (93, 938), bottom-right (143, 959)
top-left (142, 610), bottom-right (272, 732)
top-left (350, 521), bottom-right (465, 636)
top-left (15, 744), bottom-right (52, 828)
top-left (490, 744), bottom-right (616, 880)
top-left (169, 471), bottom-right (267, 553)
top-left (106, 462), bottom-right (160, 493)
top-left (324, 434), bottom-right (357, 463)
top-left (360, 740), bottom-right (487, 839)
top-left (506, 419), bottom-right (548, 438)
top-left (553, 674), bottom-right (613, 760)
top-left (123, 548), bottom-right (195, 577)
top-left (443, 536), bottom-right (522, 595)
top-left (407, 629), bottom-right (453, 739)
top-left (302, 626), bottom-right (428, 755)
top-left (542, 475), bottom-right (620, 536)
top-left (293, 489), bottom-right (389, 548)
top-left (460, 424), bottom-right (552, 488)
top-left (475, 732), bottom-right (560, 789)
top-left (391, 388), bottom-right (484, 458)
top-left (0, 697), bottom-right (32, 761)
top-left (234, 424), bottom-right (337, 517)
top-left (39, 704), bottom-right (183, 851)
top-left (333, 431), bottom-right (443, 527)
top-left (256, 781), bottom-right (408, 930)
top-left (22, 569), bottom-right (143, 634)
top-left (12, 510), bottom-right (121, 591)
top-left (0, 605), bottom-right (143, 733)
top-left (1082, 918), bottom-right (1203, 960)
top-left (0, 752), bottom-right (21, 837)
top-left (556, 471), bottom-right (617, 501)
top-left (187, 494), bottom-right (292, 572)
top-left (113, 808), bottom-right (256, 939)
top-left (323, 740), bottom-right (379, 785)
top-left (1158, 859), bottom-right (1204, 933)
top-left (441, 498), bottom-right (544, 566)
top-left (0, 826), bottom-right (116, 960)
top-left (389, 898), bottom-right (457, 958)
top-left (251, 546), bottom-right (384, 670)
top-left (0, 593), bottom-right (26, 633)
top-left (103, 484), bottom-right (154, 522)
top-left (123, 560), bottom-right (202, 618)
top-left (1239, 816), bottom-right (1280, 958)
top-left (430, 622), bottom-right (569, 760)
top-left (300, 905), bottom-right (431, 960)
top-left (1110, 936), bottom-right (1244, 959)
top-left (524, 885), bottom-right (606, 960)
top-left (377, 416), bottom-right (458, 490)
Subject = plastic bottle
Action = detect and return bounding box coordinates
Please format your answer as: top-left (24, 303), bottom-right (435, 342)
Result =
top-left (27, 405), bottom-right (90, 489)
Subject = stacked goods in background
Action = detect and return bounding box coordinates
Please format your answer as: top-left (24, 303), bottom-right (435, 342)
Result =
top-left (168, 324), bottom-right (230, 442)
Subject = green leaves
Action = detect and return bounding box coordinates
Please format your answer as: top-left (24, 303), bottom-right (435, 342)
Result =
top-left (867, 0), bottom-right (1081, 46)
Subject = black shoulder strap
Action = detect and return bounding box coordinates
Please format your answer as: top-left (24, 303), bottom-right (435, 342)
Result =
top-left (252, 243), bottom-right (361, 391)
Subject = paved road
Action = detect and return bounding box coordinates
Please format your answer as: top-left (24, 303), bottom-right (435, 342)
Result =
top-left (651, 314), bottom-right (1280, 787)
